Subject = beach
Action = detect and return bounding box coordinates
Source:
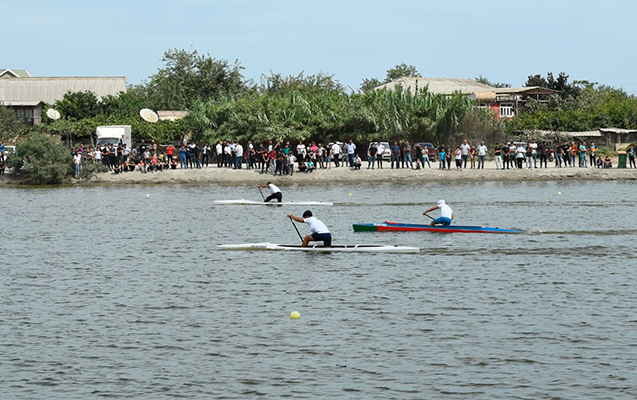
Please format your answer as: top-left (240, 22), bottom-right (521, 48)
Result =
top-left (89, 159), bottom-right (637, 185)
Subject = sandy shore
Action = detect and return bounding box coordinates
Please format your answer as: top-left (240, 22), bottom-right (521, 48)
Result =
top-left (85, 159), bottom-right (637, 185)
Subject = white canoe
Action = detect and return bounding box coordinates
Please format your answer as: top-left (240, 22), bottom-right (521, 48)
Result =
top-left (213, 199), bottom-right (333, 206)
top-left (216, 242), bottom-right (420, 253)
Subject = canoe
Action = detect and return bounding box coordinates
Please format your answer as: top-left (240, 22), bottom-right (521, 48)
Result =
top-left (353, 221), bottom-right (523, 234)
top-left (213, 199), bottom-right (333, 206)
top-left (216, 242), bottom-right (420, 253)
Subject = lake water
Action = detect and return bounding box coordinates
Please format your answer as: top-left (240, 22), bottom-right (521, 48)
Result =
top-left (1, 181), bottom-right (636, 399)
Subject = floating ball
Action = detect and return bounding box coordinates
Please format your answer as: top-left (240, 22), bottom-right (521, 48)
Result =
top-left (290, 311), bottom-right (300, 319)
top-left (146, 194), bottom-right (150, 198)
top-left (348, 193), bottom-right (352, 196)
top-left (558, 192), bottom-right (562, 195)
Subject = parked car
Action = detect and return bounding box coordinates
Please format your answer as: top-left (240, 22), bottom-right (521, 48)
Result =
top-left (413, 142), bottom-right (436, 161)
top-left (368, 141), bottom-right (391, 161)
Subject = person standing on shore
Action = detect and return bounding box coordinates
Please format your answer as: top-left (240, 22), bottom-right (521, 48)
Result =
top-left (629, 145), bottom-right (636, 168)
top-left (438, 145), bottom-right (446, 170)
top-left (515, 142), bottom-right (525, 169)
top-left (589, 141), bottom-right (597, 168)
top-left (477, 141), bottom-right (487, 169)
top-left (423, 200), bottom-right (453, 227)
top-left (494, 143), bottom-right (503, 170)
top-left (346, 140), bottom-right (356, 167)
top-left (258, 182), bottom-right (282, 203)
top-left (460, 139), bottom-right (470, 169)
top-left (287, 210), bottom-right (332, 247)
top-left (73, 151), bottom-right (82, 178)
top-left (376, 142), bottom-right (385, 169)
top-left (530, 139), bottom-right (538, 168)
top-left (502, 143), bottom-right (510, 169)
top-left (216, 141), bottom-right (223, 167)
top-left (391, 141), bottom-right (400, 169)
top-left (367, 142), bottom-right (377, 169)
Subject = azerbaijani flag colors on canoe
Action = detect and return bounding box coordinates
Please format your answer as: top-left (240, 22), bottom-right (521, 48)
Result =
top-left (353, 221), bottom-right (523, 234)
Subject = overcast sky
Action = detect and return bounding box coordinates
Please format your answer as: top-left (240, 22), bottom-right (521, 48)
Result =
top-left (3, 0), bottom-right (637, 93)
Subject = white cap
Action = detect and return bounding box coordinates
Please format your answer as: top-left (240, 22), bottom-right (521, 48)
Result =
top-left (437, 200), bottom-right (445, 205)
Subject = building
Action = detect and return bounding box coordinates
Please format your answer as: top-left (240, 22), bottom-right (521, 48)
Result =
top-left (0, 69), bottom-right (127, 125)
top-left (375, 77), bottom-right (558, 119)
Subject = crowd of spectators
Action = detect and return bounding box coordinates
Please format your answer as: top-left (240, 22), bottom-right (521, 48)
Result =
top-left (67, 137), bottom-right (635, 178)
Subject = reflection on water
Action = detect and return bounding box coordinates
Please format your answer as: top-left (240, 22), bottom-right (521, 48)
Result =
top-left (1, 181), bottom-right (636, 399)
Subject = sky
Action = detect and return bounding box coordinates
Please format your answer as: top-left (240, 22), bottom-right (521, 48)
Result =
top-left (3, 0), bottom-right (637, 94)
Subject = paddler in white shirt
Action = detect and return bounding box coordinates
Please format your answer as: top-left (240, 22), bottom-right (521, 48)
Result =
top-left (257, 182), bottom-right (282, 202)
top-left (423, 199), bottom-right (454, 227)
top-left (287, 210), bottom-right (332, 247)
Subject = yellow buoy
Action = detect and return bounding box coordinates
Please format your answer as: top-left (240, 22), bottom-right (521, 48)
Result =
top-left (348, 193), bottom-right (352, 196)
top-left (146, 194), bottom-right (150, 197)
top-left (290, 311), bottom-right (300, 319)
top-left (558, 192), bottom-right (562, 195)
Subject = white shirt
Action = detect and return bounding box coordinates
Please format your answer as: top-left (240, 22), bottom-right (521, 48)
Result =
top-left (455, 149), bottom-right (462, 160)
top-left (347, 143), bottom-right (356, 155)
top-left (73, 154), bottom-right (82, 165)
top-left (235, 144), bottom-right (243, 157)
top-left (460, 143), bottom-right (470, 156)
top-left (332, 144), bottom-right (341, 154)
top-left (478, 145), bottom-right (487, 156)
top-left (297, 144), bottom-right (306, 156)
top-left (439, 203), bottom-right (453, 219)
top-left (94, 149), bottom-right (101, 160)
top-left (516, 146), bottom-right (525, 158)
top-left (289, 154), bottom-right (296, 166)
top-left (376, 144), bottom-right (385, 156)
top-left (216, 143), bottom-right (223, 154)
top-left (304, 216), bottom-right (330, 234)
top-left (530, 142), bottom-right (537, 154)
top-left (268, 183), bottom-right (281, 194)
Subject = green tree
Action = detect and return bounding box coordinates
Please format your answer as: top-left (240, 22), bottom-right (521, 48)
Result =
top-left (54, 90), bottom-right (100, 120)
top-left (525, 72), bottom-right (580, 99)
top-left (140, 48), bottom-right (249, 110)
top-left (359, 77), bottom-right (382, 93)
top-left (6, 131), bottom-right (72, 184)
top-left (474, 75), bottom-right (511, 88)
top-left (0, 106), bottom-right (25, 140)
top-left (385, 63), bottom-right (421, 82)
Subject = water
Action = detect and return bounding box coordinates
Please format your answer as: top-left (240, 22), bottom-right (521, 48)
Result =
top-left (1, 181), bottom-right (636, 399)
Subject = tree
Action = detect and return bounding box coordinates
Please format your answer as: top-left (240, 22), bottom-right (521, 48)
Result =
top-left (385, 63), bottom-right (421, 82)
top-left (6, 131), bottom-right (72, 184)
top-left (525, 72), bottom-right (580, 99)
top-left (358, 63), bottom-right (421, 92)
top-left (140, 48), bottom-right (249, 110)
top-left (359, 78), bottom-right (382, 93)
top-left (0, 106), bottom-right (25, 140)
top-left (474, 75), bottom-right (511, 88)
top-left (54, 90), bottom-right (100, 121)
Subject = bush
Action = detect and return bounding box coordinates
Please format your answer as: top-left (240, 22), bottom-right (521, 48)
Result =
top-left (79, 160), bottom-right (109, 180)
top-left (6, 131), bottom-right (72, 184)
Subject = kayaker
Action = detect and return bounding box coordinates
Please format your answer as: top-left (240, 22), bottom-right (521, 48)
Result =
top-left (423, 200), bottom-right (453, 227)
top-left (287, 210), bottom-right (332, 247)
top-left (257, 182), bottom-right (282, 202)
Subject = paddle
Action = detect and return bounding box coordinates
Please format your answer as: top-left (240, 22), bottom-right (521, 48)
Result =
top-left (289, 216), bottom-right (303, 242)
top-left (423, 213), bottom-right (435, 221)
top-left (257, 186), bottom-right (265, 201)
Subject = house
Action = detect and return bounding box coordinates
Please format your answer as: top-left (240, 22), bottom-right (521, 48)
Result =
top-left (0, 70), bottom-right (127, 125)
top-left (375, 77), bottom-right (558, 119)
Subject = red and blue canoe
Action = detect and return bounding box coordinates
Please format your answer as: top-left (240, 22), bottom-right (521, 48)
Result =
top-left (353, 221), bottom-right (523, 234)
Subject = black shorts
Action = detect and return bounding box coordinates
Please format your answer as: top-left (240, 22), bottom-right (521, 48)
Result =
top-left (312, 232), bottom-right (332, 247)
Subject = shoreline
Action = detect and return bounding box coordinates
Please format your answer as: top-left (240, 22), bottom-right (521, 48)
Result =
top-left (3, 160), bottom-right (637, 186)
top-left (88, 159), bottom-right (637, 185)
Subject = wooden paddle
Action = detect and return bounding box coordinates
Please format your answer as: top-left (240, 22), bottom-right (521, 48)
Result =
top-left (257, 186), bottom-right (265, 201)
